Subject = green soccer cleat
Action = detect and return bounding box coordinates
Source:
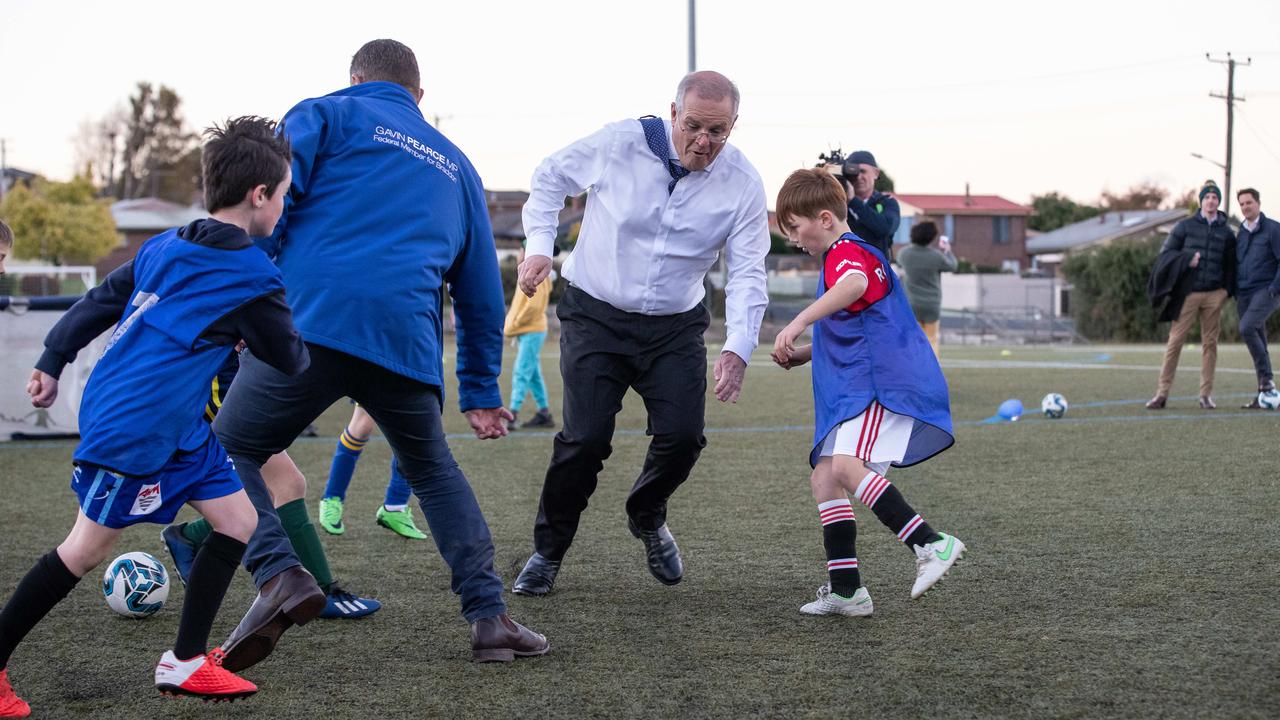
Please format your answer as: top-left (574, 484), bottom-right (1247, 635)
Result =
top-left (318, 496), bottom-right (345, 536)
top-left (376, 506), bottom-right (428, 540)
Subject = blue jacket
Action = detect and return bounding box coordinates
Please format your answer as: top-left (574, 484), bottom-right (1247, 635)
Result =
top-left (809, 234), bottom-right (953, 468)
top-left (264, 81), bottom-right (506, 411)
top-left (1235, 213), bottom-right (1280, 296)
top-left (846, 191), bottom-right (901, 260)
top-left (76, 227), bottom-right (286, 476)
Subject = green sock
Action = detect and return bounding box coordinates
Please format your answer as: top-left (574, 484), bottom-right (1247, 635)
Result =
top-left (182, 517), bottom-right (214, 545)
top-left (276, 498), bottom-right (334, 593)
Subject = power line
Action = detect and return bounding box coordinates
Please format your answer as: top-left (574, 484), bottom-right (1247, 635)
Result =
top-left (1237, 107), bottom-right (1280, 165)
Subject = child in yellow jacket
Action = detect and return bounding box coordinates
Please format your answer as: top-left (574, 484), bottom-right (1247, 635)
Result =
top-left (504, 246), bottom-right (556, 430)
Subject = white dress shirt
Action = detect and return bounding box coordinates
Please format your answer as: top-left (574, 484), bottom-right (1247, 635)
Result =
top-left (522, 117), bottom-right (771, 363)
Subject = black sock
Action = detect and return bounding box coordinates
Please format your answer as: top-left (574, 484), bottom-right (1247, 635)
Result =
top-left (817, 499), bottom-right (861, 596)
top-left (172, 532), bottom-right (246, 661)
top-left (0, 550), bottom-right (81, 669)
top-left (854, 471), bottom-right (942, 552)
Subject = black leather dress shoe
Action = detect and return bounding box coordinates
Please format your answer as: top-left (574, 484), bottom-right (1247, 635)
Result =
top-left (471, 613), bottom-right (551, 662)
top-left (512, 553), bottom-right (560, 596)
top-left (221, 566), bottom-right (326, 672)
top-left (628, 518), bottom-right (683, 586)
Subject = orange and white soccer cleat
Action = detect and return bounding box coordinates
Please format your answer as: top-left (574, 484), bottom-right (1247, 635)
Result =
top-left (155, 647), bottom-right (257, 702)
top-left (0, 669), bottom-right (30, 718)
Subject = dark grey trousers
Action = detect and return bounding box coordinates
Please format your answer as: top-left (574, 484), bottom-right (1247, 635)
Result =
top-left (213, 344), bottom-right (506, 622)
top-left (1238, 290), bottom-right (1280, 385)
top-left (532, 286), bottom-right (709, 561)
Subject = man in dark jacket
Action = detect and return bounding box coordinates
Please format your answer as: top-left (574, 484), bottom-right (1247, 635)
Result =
top-left (840, 151), bottom-right (900, 260)
top-left (1147, 181), bottom-right (1237, 410)
top-left (1233, 188), bottom-right (1280, 407)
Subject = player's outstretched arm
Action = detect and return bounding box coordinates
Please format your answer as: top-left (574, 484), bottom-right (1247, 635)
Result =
top-left (773, 274), bottom-right (868, 361)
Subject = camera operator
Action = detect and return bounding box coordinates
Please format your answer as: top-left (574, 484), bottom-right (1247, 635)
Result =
top-left (838, 150), bottom-right (900, 260)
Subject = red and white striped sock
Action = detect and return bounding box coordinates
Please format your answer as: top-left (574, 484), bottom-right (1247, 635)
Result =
top-left (818, 498), bottom-right (860, 596)
top-left (854, 471), bottom-right (941, 551)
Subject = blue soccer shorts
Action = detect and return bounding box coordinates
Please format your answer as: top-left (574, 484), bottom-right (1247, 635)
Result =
top-left (71, 434), bottom-right (243, 529)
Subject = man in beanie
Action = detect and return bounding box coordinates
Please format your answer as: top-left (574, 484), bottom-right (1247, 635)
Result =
top-left (1147, 180), bottom-right (1237, 410)
top-left (839, 151), bottom-right (900, 260)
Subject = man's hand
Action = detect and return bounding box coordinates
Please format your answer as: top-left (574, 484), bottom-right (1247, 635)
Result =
top-left (465, 407), bottom-right (515, 439)
top-left (27, 369), bottom-right (59, 408)
top-left (517, 255), bottom-right (553, 297)
top-left (1190, 251), bottom-right (1201, 268)
top-left (713, 351), bottom-right (747, 404)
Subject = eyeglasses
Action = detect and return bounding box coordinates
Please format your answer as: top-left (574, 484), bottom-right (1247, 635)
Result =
top-left (679, 119), bottom-right (730, 144)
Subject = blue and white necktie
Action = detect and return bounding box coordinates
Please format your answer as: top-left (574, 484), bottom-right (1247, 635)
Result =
top-left (639, 116), bottom-right (689, 194)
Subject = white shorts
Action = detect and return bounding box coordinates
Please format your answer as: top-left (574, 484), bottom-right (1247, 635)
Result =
top-left (818, 401), bottom-right (914, 468)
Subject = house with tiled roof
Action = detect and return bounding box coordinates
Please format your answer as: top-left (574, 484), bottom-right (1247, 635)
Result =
top-left (894, 187), bottom-right (1033, 272)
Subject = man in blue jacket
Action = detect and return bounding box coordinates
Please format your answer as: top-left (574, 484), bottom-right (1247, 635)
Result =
top-left (1234, 188), bottom-right (1280, 407)
top-left (212, 39), bottom-right (549, 669)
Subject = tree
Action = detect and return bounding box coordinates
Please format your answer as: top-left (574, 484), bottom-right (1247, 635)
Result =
top-left (1100, 182), bottom-right (1167, 211)
top-left (73, 82), bottom-right (200, 203)
top-left (0, 177), bottom-right (119, 264)
top-left (1028, 192), bottom-right (1101, 232)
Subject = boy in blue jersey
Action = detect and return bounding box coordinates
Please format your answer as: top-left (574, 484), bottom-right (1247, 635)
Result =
top-left (771, 169), bottom-right (966, 617)
top-left (0, 117), bottom-right (308, 715)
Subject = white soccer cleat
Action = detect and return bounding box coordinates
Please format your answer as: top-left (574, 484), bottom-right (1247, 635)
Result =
top-left (911, 533), bottom-right (965, 599)
top-left (799, 584), bottom-right (873, 617)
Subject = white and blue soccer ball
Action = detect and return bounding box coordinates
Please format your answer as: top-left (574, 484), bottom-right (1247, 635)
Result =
top-left (1041, 393), bottom-right (1068, 419)
top-left (103, 551), bottom-right (169, 618)
top-left (1259, 389), bottom-right (1280, 410)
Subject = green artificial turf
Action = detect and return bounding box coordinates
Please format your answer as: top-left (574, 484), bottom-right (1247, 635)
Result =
top-left (0, 342), bottom-right (1276, 718)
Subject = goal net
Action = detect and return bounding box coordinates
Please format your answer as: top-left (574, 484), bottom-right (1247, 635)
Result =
top-left (0, 266), bottom-right (107, 441)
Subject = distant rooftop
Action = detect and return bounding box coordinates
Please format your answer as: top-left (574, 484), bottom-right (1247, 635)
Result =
top-left (111, 198), bottom-right (205, 232)
top-left (1027, 209), bottom-right (1187, 255)
top-left (895, 193), bottom-right (1031, 216)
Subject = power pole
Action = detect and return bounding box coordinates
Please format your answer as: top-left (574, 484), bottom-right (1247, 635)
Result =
top-left (429, 113), bottom-right (452, 131)
top-left (1207, 52), bottom-right (1251, 215)
top-left (688, 0), bottom-right (697, 73)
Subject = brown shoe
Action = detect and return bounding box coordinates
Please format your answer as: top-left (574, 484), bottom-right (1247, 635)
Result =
top-left (1242, 398), bottom-right (1264, 409)
top-left (1145, 395), bottom-right (1167, 410)
top-left (1198, 395), bottom-right (1216, 409)
top-left (220, 566), bottom-right (326, 672)
top-left (470, 613), bottom-right (550, 663)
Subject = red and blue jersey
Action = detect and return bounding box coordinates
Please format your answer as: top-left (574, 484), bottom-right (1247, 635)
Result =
top-left (822, 237), bottom-right (890, 313)
top-left (809, 233), bottom-right (954, 468)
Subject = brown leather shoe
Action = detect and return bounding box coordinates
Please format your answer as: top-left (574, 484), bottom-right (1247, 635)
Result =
top-left (1145, 395), bottom-right (1166, 410)
top-left (470, 613), bottom-right (550, 663)
top-left (220, 566), bottom-right (326, 672)
top-left (1198, 395), bottom-right (1216, 409)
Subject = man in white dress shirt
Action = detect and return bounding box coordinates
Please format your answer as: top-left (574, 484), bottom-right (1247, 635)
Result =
top-left (512, 71), bottom-right (770, 595)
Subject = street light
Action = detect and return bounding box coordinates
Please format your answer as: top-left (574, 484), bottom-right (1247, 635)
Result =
top-left (1190, 152), bottom-right (1226, 171)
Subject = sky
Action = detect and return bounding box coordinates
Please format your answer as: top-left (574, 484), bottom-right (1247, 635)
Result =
top-left (2, 0), bottom-right (1280, 211)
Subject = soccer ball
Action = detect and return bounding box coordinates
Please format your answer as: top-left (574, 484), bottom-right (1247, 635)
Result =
top-left (1259, 389), bottom-right (1280, 410)
top-left (103, 551), bottom-right (169, 618)
top-left (1041, 393), bottom-right (1068, 419)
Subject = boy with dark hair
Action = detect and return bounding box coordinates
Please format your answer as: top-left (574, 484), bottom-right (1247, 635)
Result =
top-left (771, 168), bottom-right (965, 617)
top-left (2, 117), bottom-right (308, 715)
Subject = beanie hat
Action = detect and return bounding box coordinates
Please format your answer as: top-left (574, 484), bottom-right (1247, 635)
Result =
top-left (1199, 181), bottom-right (1222, 203)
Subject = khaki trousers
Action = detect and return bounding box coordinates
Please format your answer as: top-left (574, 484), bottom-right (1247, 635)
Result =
top-left (918, 320), bottom-right (940, 358)
top-left (1157, 288), bottom-right (1229, 397)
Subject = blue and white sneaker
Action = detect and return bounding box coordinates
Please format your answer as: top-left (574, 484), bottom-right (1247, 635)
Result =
top-left (319, 583), bottom-right (381, 619)
top-left (161, 523), bottom-right (197, 587)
